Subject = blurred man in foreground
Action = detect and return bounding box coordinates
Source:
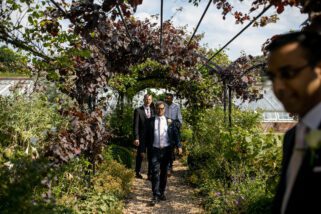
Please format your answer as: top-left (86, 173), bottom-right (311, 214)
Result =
top-left (266, 31), bottom-right (321, 214)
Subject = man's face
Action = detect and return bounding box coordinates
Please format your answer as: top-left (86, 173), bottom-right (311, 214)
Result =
top-left (165, 95), bottom-right (173, 105)
top-left (144, 95), bottom-right (152, 106)
top-left (156, 104), bottom-right (165, 116)
top-left (267, 42), bottom-right (321, 116)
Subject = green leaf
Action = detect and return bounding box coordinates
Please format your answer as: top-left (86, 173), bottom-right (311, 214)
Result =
top-left (245, 136), bottom-right (252, 143)
top-left (28, 16), bottom-right (33, 24)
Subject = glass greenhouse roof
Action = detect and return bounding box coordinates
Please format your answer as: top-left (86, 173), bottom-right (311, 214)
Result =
top-left (236, 84), bottom-right (296, 122)
top-left (0, 79), bottom-right (33, 96)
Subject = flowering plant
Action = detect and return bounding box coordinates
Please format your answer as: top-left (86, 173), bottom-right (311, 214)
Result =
top-left (305, 130), bottom-right (321, 166)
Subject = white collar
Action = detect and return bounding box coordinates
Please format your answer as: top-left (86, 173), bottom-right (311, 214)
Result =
top-left (302, 102), bottom-right (321, 129)
top-left (156, 115), bottom-right (166, 120)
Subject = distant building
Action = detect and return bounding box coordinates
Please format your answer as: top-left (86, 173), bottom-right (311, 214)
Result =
top-left (237, 84), bottom-right (297, 133)
top-left (0, 78), bottom-right (33, 96)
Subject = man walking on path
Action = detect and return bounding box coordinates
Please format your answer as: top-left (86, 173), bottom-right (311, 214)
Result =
top-left (133, 94), bottom-right (154, 179)
top-left (164, 93), bottom-right (182, 176)
top-left (266, 30), bottom-right (321, 214)
top-left (147, 101), bottom-right (182, 206)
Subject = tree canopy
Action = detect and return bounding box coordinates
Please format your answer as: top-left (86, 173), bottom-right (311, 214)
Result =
top-left (0, 46), bottom-right (30, 75)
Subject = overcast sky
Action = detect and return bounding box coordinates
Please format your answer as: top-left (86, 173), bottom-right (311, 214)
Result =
top-left (134, 0), bottom-right (307, 61)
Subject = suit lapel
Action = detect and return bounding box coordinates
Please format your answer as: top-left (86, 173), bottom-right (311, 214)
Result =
top-left (150, 117), bottom-right (155, 144)
top-left (139, 106), bottom-right (147, 119)
top-left (286, 122), bottom-right (321, 212)
top-left (273, 126), bottom-right (296, 213)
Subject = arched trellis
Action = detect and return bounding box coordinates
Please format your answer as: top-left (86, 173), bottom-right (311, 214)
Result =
top-left (2, 0), bottom-right (290, 166)
top-left (195, 52), bottom-right (266, 127)
top-left (107, 71), bottom-right (222, 110)
top-left (41, 0), bottom-right (292, 121)
top-left (106, 71), bottom-right (223, 143)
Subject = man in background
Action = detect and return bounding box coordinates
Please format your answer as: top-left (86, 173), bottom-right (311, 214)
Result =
top-left (133, 94), bottom-right (154, 179)
top-left (164, 93), bottom-right (182, 176)
top-left (147, 101), bottom-right (182, 205)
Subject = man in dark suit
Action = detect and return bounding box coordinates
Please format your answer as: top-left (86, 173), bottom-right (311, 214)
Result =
top-left (146, 101), bottom-right (182, 206)
top-left (133, 94), bottom-right (154, 179)
top-left (266, 31), bottom-right (321, 213)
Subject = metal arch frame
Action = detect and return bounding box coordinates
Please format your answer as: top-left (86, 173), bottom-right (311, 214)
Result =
top-left (199, 4), bottom-right (272, 71)
top-left (160, 0), bottom-right (164, 49)
top-left (48, 0), bottom-right (272, 73)
top-left (187, 0), bottom-right (212, 47)
top-left (116, 4), bottom-right (133, 42)
top-left (49, 0), bottom-right (67, 16)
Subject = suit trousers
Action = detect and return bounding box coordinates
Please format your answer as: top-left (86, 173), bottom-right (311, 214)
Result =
top-left (135, 148), bottom-right (143, 175)
top-left (168, 127), bottom-right (181, 171)
top-left (151, 146), bottom-right (172, 196)
top-left (135, 147), bottom-right (152, 177)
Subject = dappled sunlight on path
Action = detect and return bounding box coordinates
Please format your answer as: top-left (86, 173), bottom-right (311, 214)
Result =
top-left (123, 160), bottom-right (204, 214)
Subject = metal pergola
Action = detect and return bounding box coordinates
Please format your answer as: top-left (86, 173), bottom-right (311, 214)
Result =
top-left (49, 0), bottom-right (273, 127)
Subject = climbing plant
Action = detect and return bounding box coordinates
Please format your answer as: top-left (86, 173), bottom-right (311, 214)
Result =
top-left (189, 0), bottom-right (318, 26)
top-left (0, 0), bottom-right (205, 165)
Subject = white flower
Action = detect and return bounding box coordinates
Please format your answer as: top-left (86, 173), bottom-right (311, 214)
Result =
top-left (305, 130), bottom-right (321, 150)
top-left (4, 161), bottom-right (14, 170)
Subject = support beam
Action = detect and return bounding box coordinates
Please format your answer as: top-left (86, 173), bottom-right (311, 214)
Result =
top-left (49, 0), bottom-right (67, 16)
top-left (160, 0), bottom-right (164, 49)
top-left (200, 4), bottom-right (272, 70)
top-left (187, 0), bottom-right (212, 47)
top-left (116, 5), bottom-right (133, 42)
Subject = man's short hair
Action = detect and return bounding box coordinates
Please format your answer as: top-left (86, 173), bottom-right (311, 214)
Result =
top-left (155, 101), bottom-right (165, 107)
top-left (144, 94), bottom-right (152, 99)
top-left (165, 93), bottom-right (173, 98)
top-left (266, 31), bottom-right (321, 65)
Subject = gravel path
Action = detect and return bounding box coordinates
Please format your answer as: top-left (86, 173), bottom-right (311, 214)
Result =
top-left (123, 160), bottom-right (204, 214)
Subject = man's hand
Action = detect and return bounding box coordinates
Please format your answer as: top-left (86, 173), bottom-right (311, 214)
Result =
top-left (133, 139), bottom-right (140, 146)
top-left (177, 147), bottom-right (183, 156)
top-left (140, 152), bottom-right (146, 159)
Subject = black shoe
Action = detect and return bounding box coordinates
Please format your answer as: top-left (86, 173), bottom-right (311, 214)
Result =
top-left (159, 194), bottom-right (166, 201)
top-left (135, 173), bottom-right (143, 179)
top-left (150, 196), bottom-right (159, 206)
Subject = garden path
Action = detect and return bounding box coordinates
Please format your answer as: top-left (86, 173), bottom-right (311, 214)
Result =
top-left (123, 160), bottom-right (204, 214)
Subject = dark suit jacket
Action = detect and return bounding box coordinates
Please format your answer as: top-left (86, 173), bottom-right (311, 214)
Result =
top-left (273, 124), bottom-right (321, 214)
top-left (133, 105), bottom-right (154, 153)
top-left (146, 117), bottom-right (182, 150)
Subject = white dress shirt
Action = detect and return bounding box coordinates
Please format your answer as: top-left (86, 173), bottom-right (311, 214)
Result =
top-left (144, 106), bottom-right (151, 118)
top-left (153, 116), bottom-right (169, 148)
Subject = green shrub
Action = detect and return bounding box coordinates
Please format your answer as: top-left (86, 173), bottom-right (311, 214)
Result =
top-left (181, 126), bottom-right (193, 143)
top-left (186, 107), bottom-right (282, 213)
top-left (0, 153), bottom-right (74, 214)
top-left (75, 192), bottom-right (123, 214)
top-left (0, 93), bottom-right (67, 151)
top-left (108, 144), bottom-right (133, 168)
top-left (105, 104), bottom-right (134, 148)
top-left (52, 155), bottom-right (134, 213)
top-left (0, 92), bottom-right (133, 213)
top-left (95, 158), bottom-right (134, 197)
